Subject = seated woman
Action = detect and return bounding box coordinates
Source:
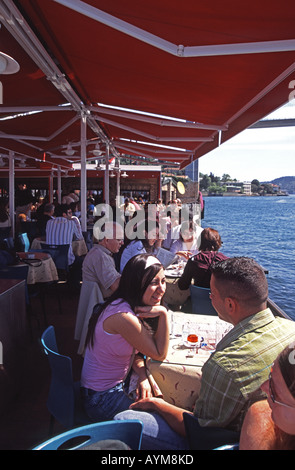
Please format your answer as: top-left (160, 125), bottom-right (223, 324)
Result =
top-left (80, 253), bottom-right (169, 422)
top-left (240, 343), bottom-right (295, 450)
top-left (178, 227), bottom-right (227, 290)
top-left (170, 220), bottom-right (200, 259)
top-left (119, 219), bottom-right (160, 273)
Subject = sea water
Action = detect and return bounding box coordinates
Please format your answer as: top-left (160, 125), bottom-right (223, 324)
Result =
top-left (201, 194), bottom-right (295, 320)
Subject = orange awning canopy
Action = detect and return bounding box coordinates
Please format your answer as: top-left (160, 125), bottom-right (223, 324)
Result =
top-left (0, 0), bottom-right (295, 172)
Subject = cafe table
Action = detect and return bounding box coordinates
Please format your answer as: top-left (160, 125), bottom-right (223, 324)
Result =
top-left (17, 252), bottom-right (58, 284)
top-left (31, 237), bottom-right (88, 257)
top-left (146, 311), bottom-right (232, 412)
top-left (163, 264), bottom-right (190, 308)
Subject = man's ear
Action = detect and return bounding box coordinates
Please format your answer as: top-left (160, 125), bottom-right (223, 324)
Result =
top-left (225, 296), bottom-right (237, 313)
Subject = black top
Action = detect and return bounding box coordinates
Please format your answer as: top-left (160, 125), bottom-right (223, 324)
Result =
top-left (178, 251), bottom-right (228, 290)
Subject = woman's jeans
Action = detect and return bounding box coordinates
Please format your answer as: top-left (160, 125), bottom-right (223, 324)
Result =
top-left (114, 409), bottom-right (189, 450)
top-left (81, 383), bottom-right (134, 421)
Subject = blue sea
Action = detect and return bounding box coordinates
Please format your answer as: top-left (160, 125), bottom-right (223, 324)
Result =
top-left (201, 195), bottom-right (295, 320)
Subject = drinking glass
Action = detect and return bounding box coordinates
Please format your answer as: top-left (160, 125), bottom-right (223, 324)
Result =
top-left (170, 312), bottom-right (177, 339)
top-left (186, 333), bottom-right (199, 354)
top-left (182, 322), bottom-right (200, 353)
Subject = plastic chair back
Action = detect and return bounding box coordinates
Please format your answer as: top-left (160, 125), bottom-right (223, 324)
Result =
top-left (40, 243), bottom-right (69, 271)
top-left (190, 285), bottom-right (218, 315)
top-left (41, 326), bottom-right (90, 430)
top-left (19, 233), bottom-right (30, 252)
top-left (41, 326), bottom-right (75, 428)
top-left (33, 420), bottom-right (143, 450)
top-left (214, 443), bottom-right (239, 450)
top-left (183, 412), bottom-right (240, 450)
top-left (2, 237), bottom-right (15, 251)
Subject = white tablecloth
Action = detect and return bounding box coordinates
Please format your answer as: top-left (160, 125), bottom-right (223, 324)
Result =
top-left (17, 252), bottom-right (58, 284)
top-left (147, 312), bottom-right (232, 411)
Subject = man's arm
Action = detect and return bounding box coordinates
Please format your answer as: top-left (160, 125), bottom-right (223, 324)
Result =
top-left (109, 275), bottom-right (120, 293)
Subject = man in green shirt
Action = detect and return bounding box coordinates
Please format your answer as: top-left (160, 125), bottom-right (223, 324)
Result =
top-left (115, 257), bottom-right (295, 450)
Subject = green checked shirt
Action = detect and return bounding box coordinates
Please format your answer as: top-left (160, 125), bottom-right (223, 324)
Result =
top-left (194, 308), bottom-right (295, 432)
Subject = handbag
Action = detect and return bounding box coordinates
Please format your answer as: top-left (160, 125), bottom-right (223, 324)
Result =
top-left (123, 351), bottom-right (163, 399)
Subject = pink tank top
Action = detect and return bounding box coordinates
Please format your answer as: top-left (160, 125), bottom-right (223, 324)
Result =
top-left (81, 299), bottom-right (135, 391)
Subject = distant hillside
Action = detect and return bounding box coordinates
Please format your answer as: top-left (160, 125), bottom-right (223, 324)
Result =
top-left (269, 176), bottom-right (295, 194)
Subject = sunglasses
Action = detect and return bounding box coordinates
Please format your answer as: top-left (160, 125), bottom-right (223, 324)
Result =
top-left (268, 368), bottom-right (295, 410)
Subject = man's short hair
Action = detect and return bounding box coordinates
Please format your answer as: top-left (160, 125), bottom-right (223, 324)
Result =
top-left (44, 203), bottom-right (55, 213)
top-left (54, 204), bottom-right (69, 217)
top-left (211, 257), bottom-right (268, 306)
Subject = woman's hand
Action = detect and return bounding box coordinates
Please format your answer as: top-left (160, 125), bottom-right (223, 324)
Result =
top-left (135, 377), bottom-right (153, 401)
top-left (130, 397), bottom-right (159, 411)
top-left (176, 251), bottom-right (192, 260)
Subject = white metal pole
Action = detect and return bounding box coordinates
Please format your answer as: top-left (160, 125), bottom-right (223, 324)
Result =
top-left (49, 173), bottom-right (54, 203)
top-left (104, 143), bottom-right (110, 205)
top-left (80, 113), bottom-right (87, 232)
top-left (57, 165), bottom-right (62, 204)
top-left (8, 151), bottom-right (15, 238)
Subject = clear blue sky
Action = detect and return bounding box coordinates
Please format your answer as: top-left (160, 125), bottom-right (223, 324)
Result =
top-left (199, 101), bottom-right (295, 182)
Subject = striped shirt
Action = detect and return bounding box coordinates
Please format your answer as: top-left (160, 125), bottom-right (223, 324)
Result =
top-left (194, 309), bottom-right (295, 432)
top-left (46, 217), bottom-right (80, 265)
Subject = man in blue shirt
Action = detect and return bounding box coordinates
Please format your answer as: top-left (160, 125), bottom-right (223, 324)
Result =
top-left (46, 203), bottom-right (83, 288)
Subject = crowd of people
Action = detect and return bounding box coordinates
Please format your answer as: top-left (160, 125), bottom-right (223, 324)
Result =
top-left (76, 197), bottom-right (295, 451)
top-left (1, 186), bottom-right (295, 450)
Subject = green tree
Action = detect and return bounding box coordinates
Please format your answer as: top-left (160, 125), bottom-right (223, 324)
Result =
top-left (221, 173), bottom-right (231, 182)
top-left (200, 174), bottom-right (211, 191)
top-left (251, 179), bottom-right (261, 194)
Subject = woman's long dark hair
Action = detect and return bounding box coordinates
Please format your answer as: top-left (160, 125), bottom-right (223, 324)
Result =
top-left (85, 253), bottom-right (163, 348)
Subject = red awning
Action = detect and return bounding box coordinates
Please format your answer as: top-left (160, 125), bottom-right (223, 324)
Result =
top-left (1, 0), bottom-right (295, 172)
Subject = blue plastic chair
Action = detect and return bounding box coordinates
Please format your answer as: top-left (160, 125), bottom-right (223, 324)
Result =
top-left (2, 236), bottom-right (15, 251)
top-left (40, 325), bottom-right (90, 435)
top-left (214, 443), bottom-right (239, 450)
top-left (32, 420), bottom-right (143, 450)
top-left (190, 285), bottom-right (218, 315)
top-left (18, 232), bottom-right (30, 252)
top-left (40, 243), bottom-right (69, 272)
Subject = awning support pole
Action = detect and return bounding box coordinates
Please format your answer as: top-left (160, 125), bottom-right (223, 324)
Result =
top-left (80, 112), bottom-right (87, 232)
top-left (104, 143), bottom-right (110, 206)
top-left (9, 151), bottom-right (15, 238)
